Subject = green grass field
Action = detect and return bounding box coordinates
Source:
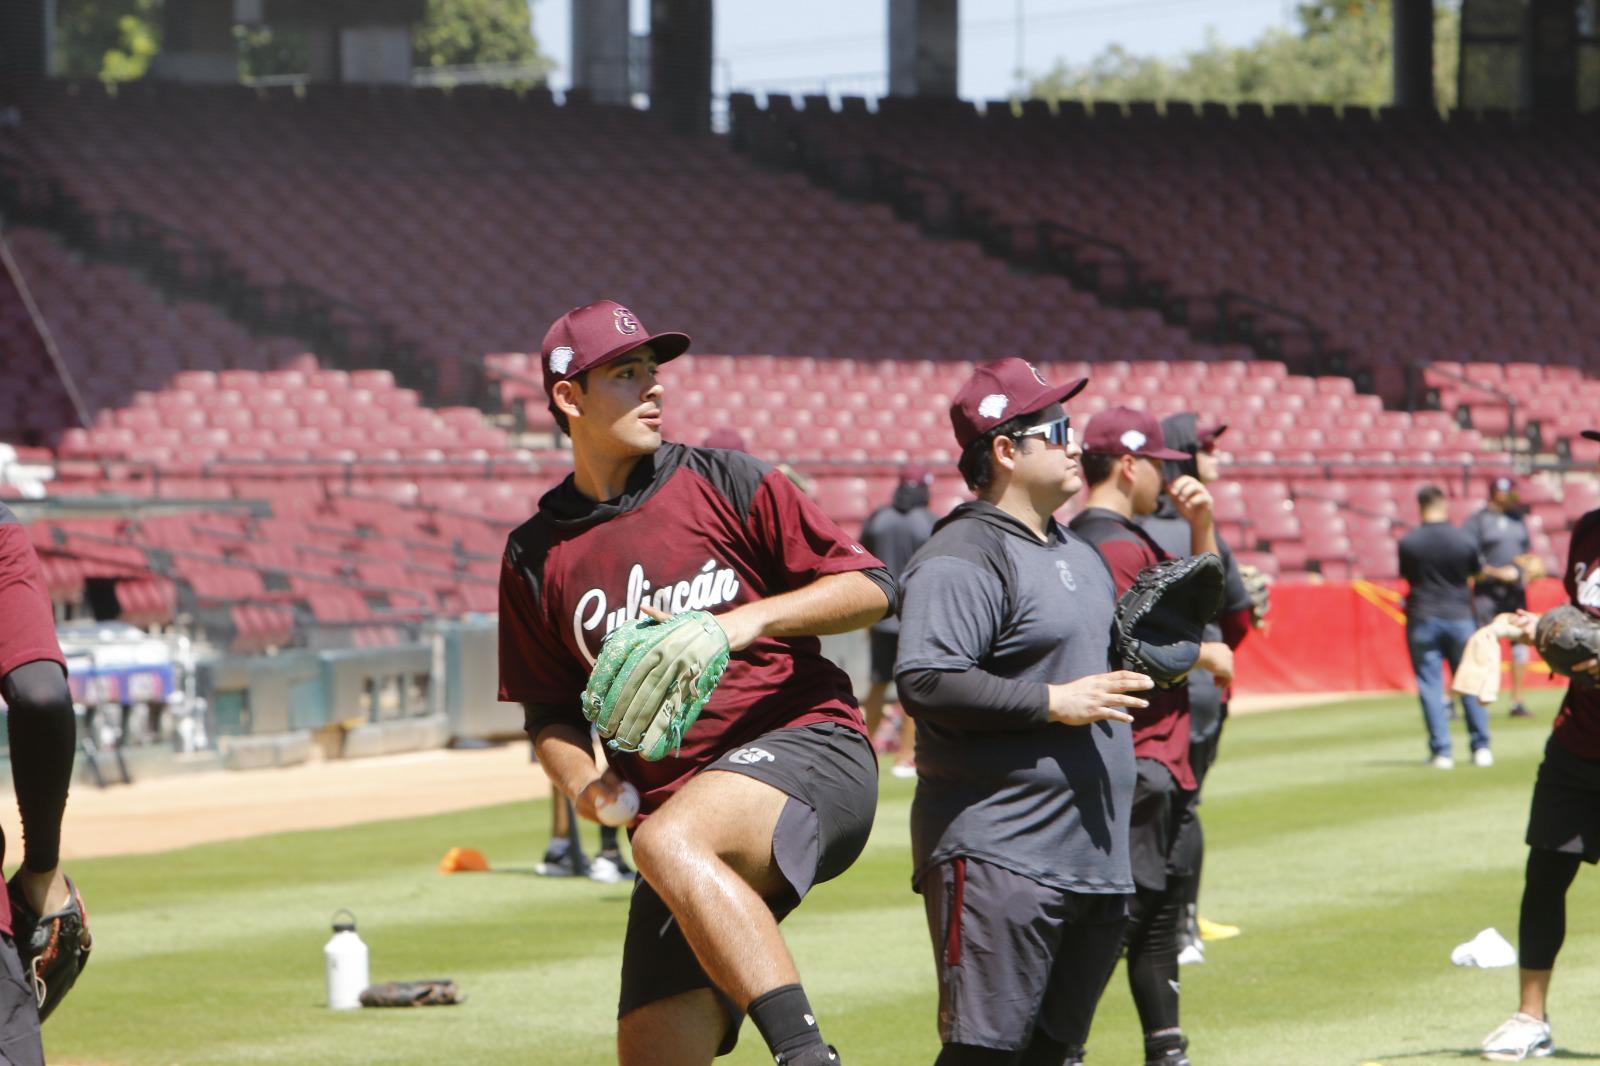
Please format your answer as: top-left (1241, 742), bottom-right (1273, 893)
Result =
top-left (46, 690), bottom-right (1600, 1066)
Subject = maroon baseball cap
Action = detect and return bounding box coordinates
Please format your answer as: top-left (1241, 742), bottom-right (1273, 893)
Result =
top-left (1083, 407), bottom-right (1190, 460)
top-left (1198, 422), bottom-right (1229, 448)
top-left (899, 463), bottom-right (933, 485)
top-left (949, 358), bottom-right (1088, 449)
top-left (541, 299), bottom-right (692, 396)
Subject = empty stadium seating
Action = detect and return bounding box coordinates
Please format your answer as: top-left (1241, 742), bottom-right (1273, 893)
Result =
top-left (7, 82), bottom-right (1600, 653)
top-left (747, 97), bottom-right (1600, 405)
top-left (1, 225), bottom-right (307, 437)
top-left (4, 82), bottom-right (1249, 413)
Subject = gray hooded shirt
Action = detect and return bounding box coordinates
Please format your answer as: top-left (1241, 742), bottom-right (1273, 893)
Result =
top-left (896, 500), bottom-right (1136, 894)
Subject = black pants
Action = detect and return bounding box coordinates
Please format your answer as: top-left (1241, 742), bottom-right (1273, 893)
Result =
top-left (1520, 848), bottom-right (1583, 972)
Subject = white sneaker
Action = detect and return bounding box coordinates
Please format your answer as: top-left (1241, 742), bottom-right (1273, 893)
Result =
top-left (1431, 754), bottom-right (1456, 770)
top-left (890, 762), bottom-right (917, 779)
top-left (1482, 1012), bottom-right (1553, 1061)
top-left (1177, 942), bottom-right (1205, 966)
top-left (1474, 748), bottom-right (1495, 768)
top-left (587, 854), bottom-right (625, 883)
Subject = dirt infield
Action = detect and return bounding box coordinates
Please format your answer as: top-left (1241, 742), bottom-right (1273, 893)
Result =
top-left (3, 742), bottom-right (551, 861)
top-left (3, 691), bottom-right (1398, 862)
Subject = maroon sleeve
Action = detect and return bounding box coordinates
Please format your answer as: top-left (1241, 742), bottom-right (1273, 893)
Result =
top-left (1094, 538), bottom-right (1154, 596)
top-left (748, 471), bottom-right (886, 589)
top-left (497, 557), bottom-right (588, 707)
top-left (1219, 607), bottom-right (1253, 650)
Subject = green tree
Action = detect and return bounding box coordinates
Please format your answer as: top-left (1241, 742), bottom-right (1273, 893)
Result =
top-left (54, 0), bottom-right (162, 81)
top-left (414, 0), bottom-right (551, 73)
top-left (1030, 1), bottom-right (1459, 111)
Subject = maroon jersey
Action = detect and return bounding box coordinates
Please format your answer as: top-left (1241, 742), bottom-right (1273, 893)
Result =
top-left (1068, 507), bottom-right (1195, 791)
top-left (1553, 508), bottom-right (1600, 761)
top-left (499, 443), bottom-right (887, 815)
top-left (0, 504), bottom-right (65, 680)
top-left (1, 502), bottom-right (66, 937)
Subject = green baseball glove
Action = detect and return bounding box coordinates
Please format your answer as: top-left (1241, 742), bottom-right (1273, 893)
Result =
top-left (582, 611), bottom-right (731, 761)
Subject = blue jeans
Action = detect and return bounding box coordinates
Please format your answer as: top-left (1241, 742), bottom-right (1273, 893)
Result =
top-left (1407, 616), bottom-right (1490, 757)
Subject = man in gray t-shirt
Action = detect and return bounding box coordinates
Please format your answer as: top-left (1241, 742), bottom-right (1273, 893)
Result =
top-left (896, 358), bottom-right (1152, 1066)
top-left (1464, 476), bottom-right (1536, 718)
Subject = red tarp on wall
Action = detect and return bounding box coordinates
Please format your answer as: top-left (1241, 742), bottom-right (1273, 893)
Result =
top-left (1232, 578), bottom-right (1568, 696)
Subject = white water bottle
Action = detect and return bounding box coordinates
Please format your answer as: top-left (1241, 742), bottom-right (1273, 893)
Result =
top-left (324, 909), bottom-right (369, 1010)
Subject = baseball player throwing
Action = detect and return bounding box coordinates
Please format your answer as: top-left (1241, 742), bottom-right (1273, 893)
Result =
top-left (498, 301), bottom-right (896, 1066)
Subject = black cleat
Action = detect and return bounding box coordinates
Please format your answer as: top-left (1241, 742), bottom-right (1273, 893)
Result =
top-left (1509, 703), bottom-right (1534, 719)
top-left (535, 842), bottom-right (589, 878)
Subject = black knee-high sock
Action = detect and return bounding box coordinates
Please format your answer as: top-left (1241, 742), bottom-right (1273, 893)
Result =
top-left (1520, 848), bottom-right (1582, 971)
top-left (749, 984), bottom-right (826, 1058)
top-left (1126, 883), bottom-right (1185, 1036)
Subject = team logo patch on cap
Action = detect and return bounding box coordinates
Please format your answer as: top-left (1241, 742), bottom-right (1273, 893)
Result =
top-left (1121, 429), bottom-right (1148, 452)
top-left (978, 394), bottom-right (1009, 419)
top-left (613, 308), bottom-right (640, 335)
top-left (548, 346), bottom-right (575, 374)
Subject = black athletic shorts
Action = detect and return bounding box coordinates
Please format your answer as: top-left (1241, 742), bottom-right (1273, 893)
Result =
top-left (869, 629), bottom-right (899, 686)
top-left (1526, 735), bottom-right (1600, 864)
top-left (0, 935), bottom-right (42, 1066)
top-left (617, 721), bottom-right (878, 1055)
top-left (1130, 759), bottom-right (1198, 892)
top-left (919, 857), bottom-right (1128, 1051)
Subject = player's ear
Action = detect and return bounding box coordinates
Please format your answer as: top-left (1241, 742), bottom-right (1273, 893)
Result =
top-left (552, 378), bottom-right (584, 421)
top-left (992, 433), bottom-right (1019, 474)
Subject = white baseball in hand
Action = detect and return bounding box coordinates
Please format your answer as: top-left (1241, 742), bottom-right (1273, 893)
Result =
top-left (595, 782), bottom-right (641, 827)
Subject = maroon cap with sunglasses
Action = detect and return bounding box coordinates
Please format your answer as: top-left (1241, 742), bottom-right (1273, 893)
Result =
top-left (1083, 407), bottom-right (1190, 460)
top-left (541, 299), bottom-right (692, 397)
top-left (949, 358), bottom-right (1088, 449)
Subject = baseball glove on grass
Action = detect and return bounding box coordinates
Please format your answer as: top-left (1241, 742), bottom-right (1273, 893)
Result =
top-left (1114, 553), bottom-right (1226, 688)
top-left (582, 610), bottom-right (731, 761)
top-left (1535, 605), bottom-right (1600, 688)
top-left (7, 873), bottom-right (91, 1022)
top-left (360, 980), bottom-right (464, 1007)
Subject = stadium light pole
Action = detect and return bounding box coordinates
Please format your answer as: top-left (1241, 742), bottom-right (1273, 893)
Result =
top-left (1013, 0), bottom-right (1026, 98)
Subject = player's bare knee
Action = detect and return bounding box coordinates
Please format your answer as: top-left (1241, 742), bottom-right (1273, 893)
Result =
top-left (627, 810), bottom-right (704, 882)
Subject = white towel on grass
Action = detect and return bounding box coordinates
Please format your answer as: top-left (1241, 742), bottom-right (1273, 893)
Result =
top-left (1451, 927), bottom-right (1517, 968)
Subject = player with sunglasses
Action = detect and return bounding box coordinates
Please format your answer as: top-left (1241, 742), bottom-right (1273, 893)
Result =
top-left (895, 358), bottom-right (1153, 1066)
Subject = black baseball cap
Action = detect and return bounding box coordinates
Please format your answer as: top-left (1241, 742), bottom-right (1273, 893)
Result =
top-left (1585, 430), bottom-right (1600, 443)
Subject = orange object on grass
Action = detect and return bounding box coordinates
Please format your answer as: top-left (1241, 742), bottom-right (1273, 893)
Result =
top-left (438, 847), bottom-right (491, 874)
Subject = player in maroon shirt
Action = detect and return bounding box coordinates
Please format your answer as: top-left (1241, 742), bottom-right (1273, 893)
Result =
top-left (0, 502), bottom-right (78, 1065)
top-left (1068, 407), bottom-right (1231, 1066)
top-left (1479, 428), bottom-right (1600, 1062)
top-left (499, 301), bottom-right (896, 1066)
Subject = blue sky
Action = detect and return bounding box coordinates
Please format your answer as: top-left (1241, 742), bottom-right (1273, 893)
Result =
top-left (531, 0), bottom-right (1295, 101)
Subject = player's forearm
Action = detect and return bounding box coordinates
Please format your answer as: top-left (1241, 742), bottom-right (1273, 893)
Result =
top-left (3, 665), bottom-right (75, 873)
top-left (531, 722), bottom-right (603, 799)
top-left (716, 570), bottom-right (890, 651)
top-left (897, 666), bottom-right (1050, 731)
top-left (1189, 519), bottom-right (1218, 559)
